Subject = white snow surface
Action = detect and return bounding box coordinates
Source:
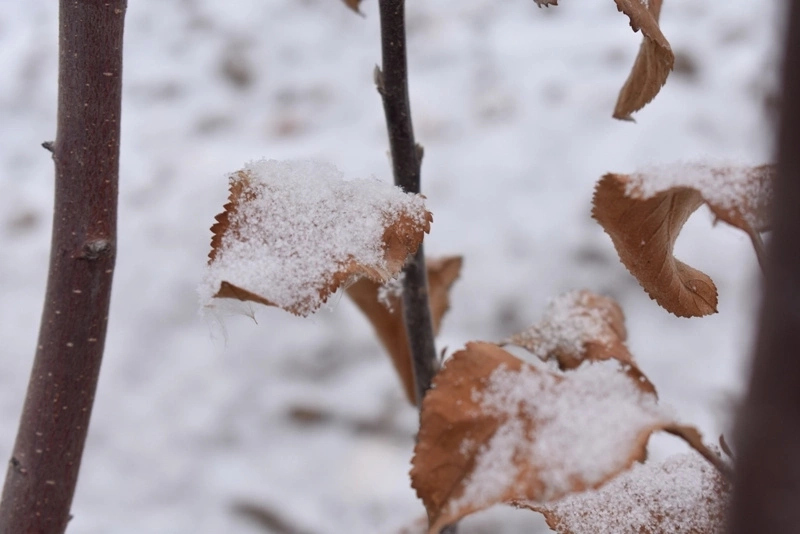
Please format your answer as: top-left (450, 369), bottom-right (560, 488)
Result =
top-left (0, 0), bottom-right (781, 533)
top-left (200, 159), bottom-right (428, 316)
top-left (454, 360), bottom-right (670, 510)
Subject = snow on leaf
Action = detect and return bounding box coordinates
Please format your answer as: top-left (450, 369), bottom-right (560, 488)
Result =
top-left (201, 159), bottom-right (432, 317)
top-left (529, 452), bottom-right (730, 534)
top-left (592, 164), bottom-right (774, 317)
top-left (346, 256), bottom-right (463, 405)
top-left (503, 290), bottom-right (634, 370)
top-left (533, 0), bottom-right (559, 6)
top-left (412, 342), bottom-right (676, 533)
top-left (612, 0), bottom-right (674, 120)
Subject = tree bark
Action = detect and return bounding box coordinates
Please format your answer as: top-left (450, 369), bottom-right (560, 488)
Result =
top-left (0, 1), bottom-right (126, 532)
top-left (375, 0), bottom-right (439, 406)
top-left (729, 1), bottom-right (800, 532)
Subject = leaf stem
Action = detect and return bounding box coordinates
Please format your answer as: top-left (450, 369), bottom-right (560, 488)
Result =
top-left (665, 425), bottom-right (734, 482)
top-left (748, 230), bottom-right (768, 274)
top-left (376, 0), bottom-right (438, 406)
top-left (0, 2), bottom-right (126, 532)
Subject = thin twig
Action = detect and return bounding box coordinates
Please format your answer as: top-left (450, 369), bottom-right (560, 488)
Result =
top-left (376, 0), bottom-right (438, 406)
top-left (0, 2), bottom-right (126, 532)
top-left (375, 4), bottom-right (453, 531)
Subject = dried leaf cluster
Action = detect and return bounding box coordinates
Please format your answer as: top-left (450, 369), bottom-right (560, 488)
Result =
top-left (409, 291), bottom-right (730, 533)
top-left (200, 3), bottom-right (773, 533)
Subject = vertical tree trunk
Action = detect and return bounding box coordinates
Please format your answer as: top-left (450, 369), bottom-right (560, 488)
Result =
top-left (0, 2), bottom-right (126, 532)
top-left (729, 1), bottom-right (800, 532)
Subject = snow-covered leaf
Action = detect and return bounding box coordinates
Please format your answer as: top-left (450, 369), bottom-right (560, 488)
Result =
top-left (412, 342), bottom-right (678, 533)
top-left (530, 452), bottom-right (730, 534)
top-left (503, 290), bottom-right (634, 371)
top-left (592, 163), bottom-right (774, 317)
top-left (613, 0), bottom-right (674, 120)
top-left (346, 256), bottom-right (463, 404)
top-left (201, 159), bottom-right (432, 316)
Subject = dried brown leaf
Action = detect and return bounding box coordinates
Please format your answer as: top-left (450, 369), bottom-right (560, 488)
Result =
top-left (341, 0), bottom-right (364, 15)
top-left (203, 160), bottom-right (432, 316)
top-left (504, 290), bottom-right (633, 370)
top-left (613, 0), bottom-right (674, 120)
top-left (592, 164), bottom-right (774, 317)
top-left (346, 256), bottom-right (463, 404)
top-left (412, 342), bottom-right (675, 533)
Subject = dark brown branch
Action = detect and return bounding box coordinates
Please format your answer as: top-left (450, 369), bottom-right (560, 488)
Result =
top-left (729, 1), bottom-right (800, 532)
top-left (376, 0), bottom-right (438, 406)
top-left (0, 2), bottom-right (126, 532)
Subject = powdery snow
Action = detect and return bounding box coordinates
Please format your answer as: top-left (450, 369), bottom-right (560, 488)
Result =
top-left (200, 159), bottom-right (428, 316)
top-left (626, 163), bottom-right (774, 230)
top-left (508, 290), bottom-right (618, 362)
top-left (378, 272), bottom-right (405, 311)
top-left (542, 452), bottom-right (729, 534)
top-left (453, 360), bottom-right (672, 511)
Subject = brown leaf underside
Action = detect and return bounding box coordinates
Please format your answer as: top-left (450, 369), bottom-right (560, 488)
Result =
top-left (346, 256), bottom-right (463, 404)
top-left (613, 0), bottom-right (674, 120)
top-left (592, 173), bottom-right (718, 317)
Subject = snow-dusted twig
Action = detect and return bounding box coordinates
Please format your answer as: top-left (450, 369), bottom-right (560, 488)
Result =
top-left (731, 3), bottom-right (800, 532)
top-left (375, 4), bottom-right (453, 531)
top-left (375, 0), bottom-right (438, 407)
top-left (0, 2), bottom-right (126, 532)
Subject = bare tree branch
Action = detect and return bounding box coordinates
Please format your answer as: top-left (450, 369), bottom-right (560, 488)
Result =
top-left (375, 0), bottom-right (438, 407)
top-left (0, 1), bottom-right (126, 532)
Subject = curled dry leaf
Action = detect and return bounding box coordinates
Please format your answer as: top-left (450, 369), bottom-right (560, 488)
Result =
top-left (504, 290), bottom-right (633, 370)
top-left (200, 159), bottom-right (432, 316)
top-left (529, 452), bottom-right (731, 534)
top-left (412, 342), bottom-right (678, 533)
top-left (592, 164), bottom-right (774, 317)
top-left (346, 256), bottom-right (463, 405)
top-left (613, 0), bottom-right (674, 120)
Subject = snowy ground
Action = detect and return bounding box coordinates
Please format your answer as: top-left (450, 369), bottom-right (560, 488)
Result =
top-left (0, 0), bottom-right (782, 532)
